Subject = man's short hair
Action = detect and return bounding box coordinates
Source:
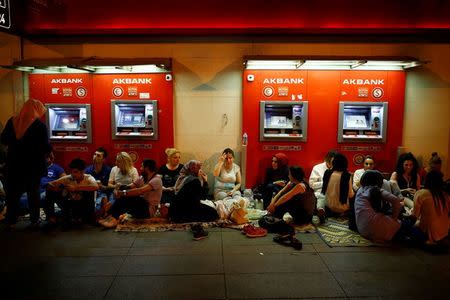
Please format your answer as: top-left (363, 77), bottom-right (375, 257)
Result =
top-left (142, 159), bottom-right (157, 172)
top-left (96, 147), bottom-right (108, 159)
top-left (69, 158), bottom-right (86, 171)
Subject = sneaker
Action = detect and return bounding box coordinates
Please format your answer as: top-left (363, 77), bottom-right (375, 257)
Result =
top-left (192, 224), bottom-right (208, 241)
top-left (243, 224), bottom-right (268, 238)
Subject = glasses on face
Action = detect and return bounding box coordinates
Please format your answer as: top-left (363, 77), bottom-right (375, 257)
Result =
top-left (272, 160), bottom-right (278, 163)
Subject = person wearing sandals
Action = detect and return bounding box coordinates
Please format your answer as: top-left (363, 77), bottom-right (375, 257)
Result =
top-left (100, 159), bottom-right (162, 229)
top-left (266, 166), bottom-right (311, 250)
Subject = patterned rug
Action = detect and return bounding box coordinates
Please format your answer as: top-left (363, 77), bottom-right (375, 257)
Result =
top-left (114, 217), bottom-right (241, 232)
top-left (315, 217), bottom-right (376, 247)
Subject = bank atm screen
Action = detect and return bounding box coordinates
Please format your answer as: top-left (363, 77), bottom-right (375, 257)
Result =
top-left (45, 104), bottom-right (92, 143)
top-left (118, 109), bottom-right (146, 128)
top-left (338, 101), bottom-right (388, 143)
top-left (260, 101), bottom-right (308, 141)
top-left (55, 112), bottom-right (80, 130)
top-left (111, 100), bottom-right (158, 139)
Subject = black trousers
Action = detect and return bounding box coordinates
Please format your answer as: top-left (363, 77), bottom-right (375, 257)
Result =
top-left (108, 196), bottom-right (150, 219)
top-left (5, 177), bottom-right (40, 224)
top-left (263, 183), bottom-right (283, 209)
top-left (45, 190), bottom-right (96, 224)
top-left (273, 199), bottom-right (313, 225)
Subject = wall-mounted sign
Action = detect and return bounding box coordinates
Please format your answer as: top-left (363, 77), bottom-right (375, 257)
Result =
top-left (0, 0), bottom-right (11, 29)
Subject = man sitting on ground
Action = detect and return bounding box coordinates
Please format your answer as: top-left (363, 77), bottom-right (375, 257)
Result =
top-left (46, 158), bottom-right (98, 229)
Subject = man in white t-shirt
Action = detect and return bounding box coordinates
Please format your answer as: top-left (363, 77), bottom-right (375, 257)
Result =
top-left (309, 150), bottom-right (337, 195)
top-left (46, 158), bottom-right (98, 228)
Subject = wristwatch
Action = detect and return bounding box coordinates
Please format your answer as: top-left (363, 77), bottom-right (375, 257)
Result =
top-left (122, 190), bottom-right (127, 196)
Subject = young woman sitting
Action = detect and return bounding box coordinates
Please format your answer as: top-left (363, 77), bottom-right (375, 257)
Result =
top-left (412, 170), bottom-right (450, 245)
top-left (267, 166), bottom-right (315, 226)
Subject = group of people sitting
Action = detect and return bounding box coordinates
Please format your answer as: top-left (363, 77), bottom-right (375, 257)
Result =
top-left (1, 137), bottom-right (449, 247)
top-left (261, 149), bottom-right (449, 247)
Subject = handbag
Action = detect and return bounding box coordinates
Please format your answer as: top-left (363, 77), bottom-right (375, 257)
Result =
top-left (229, 198), bottom-right (249, 224)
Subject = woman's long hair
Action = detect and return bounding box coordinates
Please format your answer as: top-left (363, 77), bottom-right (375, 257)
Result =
top-left (116, 151), bottom-right (133, 175)
top-left (360, 170), bottom-right (384, 212)
top-left (395, 152), bottom-right (419, 189)
top-left (321, 153), bottom-right (350, 204)
top-left (424, 170), bottom-right (447, 212)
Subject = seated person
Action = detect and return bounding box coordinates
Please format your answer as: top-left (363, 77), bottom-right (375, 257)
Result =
top-left (19, 149), bottom-right (66, 213)
top-left (426, 152), bottom-right (442, 174)
top-left (317, 153), bottom-right (354, 222)
top-left (262, 153), bottom-right (289, 209)
top-left (106, 151), bottom-right (139, 207)
top-left (213, 148), bottom-right (241, 200)
top-left (158, 148), bottom-right (183, 205)
top-left (390, 152), bottom-right (421, 209)
top-left (352, 155), bottom-right (375, 192)
top-left (46, 158), bottom-right (99, 227)
top-left (170, 160), bottom-right (219, 223)
top-left (84, 147), bottom-right (112, 215)
top-left (412, 170), bottom-right (450, 245)
top-left (355, 170), bottom-right (403, 243)
top-left (267, 166), bottom-right (315, 225)
top-left (309, 150), bottom-right (337, 196)
top-left (100, 159), bottom-right (162, 228)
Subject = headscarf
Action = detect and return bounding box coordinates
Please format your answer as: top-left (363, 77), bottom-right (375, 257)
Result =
top-left (174, 160), bottom-right (202, 194)
top-left (12, 99), bottom-right (46, 139)
top-left (274, 153), bottom-right (288, 168)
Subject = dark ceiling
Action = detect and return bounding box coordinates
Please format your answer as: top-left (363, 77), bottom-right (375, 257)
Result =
top-left (4, 0), bottom-right (450, 42)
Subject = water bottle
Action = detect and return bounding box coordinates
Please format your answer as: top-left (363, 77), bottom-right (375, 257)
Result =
top-left (242, 132), bottom-right (248, 146)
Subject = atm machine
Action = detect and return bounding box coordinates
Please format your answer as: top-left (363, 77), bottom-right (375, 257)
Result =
top-left (111, 100), bottom-right (158, 139)
top-left (46, 104), bottom-right (92, 143)
top-left (338, 101), bottom-right (388, 143)
top-left (260, 101), bottom-right (308, 141)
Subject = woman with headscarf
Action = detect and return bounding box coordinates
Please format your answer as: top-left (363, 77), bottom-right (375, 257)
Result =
top-left (169, 160), bottom-right (218, 223)
top-left (262, 153), bottom-right (289, 208)
top-left (1, 99), bottom-right (51, 229)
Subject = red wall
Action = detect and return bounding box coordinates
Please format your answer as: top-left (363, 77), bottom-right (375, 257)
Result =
top-left (29, 73), bottom-right (174, 171)
top-left (242, 70), bottom-right (405, 188)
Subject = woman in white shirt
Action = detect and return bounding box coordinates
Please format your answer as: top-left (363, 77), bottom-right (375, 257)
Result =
top-left (352, 155), bottom-right (375, 192)
top-left (213, 148), bottom-right (241, 200)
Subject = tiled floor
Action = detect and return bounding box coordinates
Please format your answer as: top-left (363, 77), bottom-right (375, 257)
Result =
top-left (1, 223), bottom-right (449, 300)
